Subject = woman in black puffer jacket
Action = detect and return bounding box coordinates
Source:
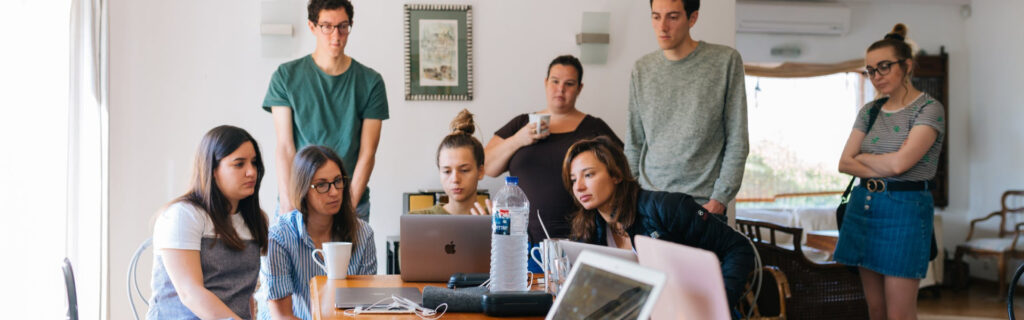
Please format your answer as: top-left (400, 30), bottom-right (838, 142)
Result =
top-left (561, 136), bottom-right (755, 315)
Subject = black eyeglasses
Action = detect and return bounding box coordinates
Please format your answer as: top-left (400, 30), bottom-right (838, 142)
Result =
top-left (865, 59), bottom-right (906, 78)
top-left (311, 177), bottom-right (345, 194)
top-left (317, 23), bottom-right (352, 35)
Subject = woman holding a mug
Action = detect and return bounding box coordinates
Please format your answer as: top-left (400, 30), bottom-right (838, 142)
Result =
top-left (148, 125), bottom-right (270, 319)
top-left (485, 55), bottom-right (621, 272)
top-left (257, 145), bottom-right (376, 320)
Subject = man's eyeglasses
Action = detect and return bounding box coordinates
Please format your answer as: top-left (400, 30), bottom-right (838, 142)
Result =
top-left (865, 59), bottom-right (905, 78)
top-left (311, 177), bottom-right (345, 194)
top-left (317, 23), bottom-right (352, 35)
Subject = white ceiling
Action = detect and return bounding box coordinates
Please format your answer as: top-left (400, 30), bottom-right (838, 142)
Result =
top-left (759, 0), bottom-right (971, 5)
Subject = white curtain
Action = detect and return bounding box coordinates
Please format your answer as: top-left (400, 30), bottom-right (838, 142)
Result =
top-left (68, 0), bottom-right (108, 319)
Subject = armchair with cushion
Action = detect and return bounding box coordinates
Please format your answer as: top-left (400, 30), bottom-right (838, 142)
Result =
top-left (954, 190), bottom-right (1024, 295)
top-left (736, 218), bottom-right (868, 320)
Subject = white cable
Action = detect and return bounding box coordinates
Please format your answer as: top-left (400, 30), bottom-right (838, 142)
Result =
top-left (342, 294), bottom-right (447, 319)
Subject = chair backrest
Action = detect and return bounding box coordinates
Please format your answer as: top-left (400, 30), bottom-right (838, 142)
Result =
top-left (1000, 191), bottom-right (1024, 237)
top-left (735, 218), bottom-right (868, 320)
top-left (128, 237), bottom-right (152, 320)
top-left (63, 258), bottom-right (78, 320)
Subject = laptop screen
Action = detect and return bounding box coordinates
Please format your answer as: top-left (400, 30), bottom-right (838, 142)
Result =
top-left (548, 262), bottom-right (657, 319)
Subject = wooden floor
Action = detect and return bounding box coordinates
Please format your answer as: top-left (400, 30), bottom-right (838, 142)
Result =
top-left (918, 280), bottom-right (1024, 319)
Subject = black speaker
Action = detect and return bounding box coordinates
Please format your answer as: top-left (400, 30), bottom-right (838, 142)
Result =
top-left (481, 291), bottom-right (553, 317)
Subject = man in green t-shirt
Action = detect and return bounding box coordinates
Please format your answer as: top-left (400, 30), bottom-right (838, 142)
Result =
top-left (263, 0), bottom-right (389, 221)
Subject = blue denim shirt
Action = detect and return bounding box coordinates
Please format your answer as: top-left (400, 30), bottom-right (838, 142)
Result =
top-left (255, 210), bottom-right (376, 320)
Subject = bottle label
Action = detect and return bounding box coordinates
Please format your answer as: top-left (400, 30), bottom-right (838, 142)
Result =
top-left (493, 209), bottom-right (510, 235)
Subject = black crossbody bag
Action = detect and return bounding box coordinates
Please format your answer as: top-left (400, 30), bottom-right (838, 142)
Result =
top-left (835, 97), bottom-right (938, 261)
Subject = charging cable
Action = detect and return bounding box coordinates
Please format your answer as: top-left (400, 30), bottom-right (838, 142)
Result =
top-left (342, 294), bottom-right (447, 319)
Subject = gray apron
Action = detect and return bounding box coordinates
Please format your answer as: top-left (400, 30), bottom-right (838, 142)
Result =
top-left (147, 238), bottom-right (260, 319)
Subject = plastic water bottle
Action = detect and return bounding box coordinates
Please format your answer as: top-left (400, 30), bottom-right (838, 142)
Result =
top-left (490, 176), bottom-right (530, 292)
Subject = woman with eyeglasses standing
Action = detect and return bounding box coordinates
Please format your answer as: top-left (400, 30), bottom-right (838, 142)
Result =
top-left (148, 125), bottom-right (269, 320)
top-left (835, 23), bottom-right (945, 320)
top-left (256, 145), bottom-right (376, 320)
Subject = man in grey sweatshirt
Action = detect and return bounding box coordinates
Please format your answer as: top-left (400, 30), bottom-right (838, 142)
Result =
top-left (626, 0), bottom-right (749, 219)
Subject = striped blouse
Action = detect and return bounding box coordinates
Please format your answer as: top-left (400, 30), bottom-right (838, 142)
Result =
top-left (255, 210), bottom-right (376, 320)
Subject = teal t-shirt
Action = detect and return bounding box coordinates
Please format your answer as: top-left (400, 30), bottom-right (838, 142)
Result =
top-left (263, 55), bottom-right (389, 205)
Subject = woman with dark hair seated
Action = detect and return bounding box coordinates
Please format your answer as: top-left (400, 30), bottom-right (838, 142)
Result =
top-left (257, 145), bottom-right (376, 320)
top-left (148, 125), bottom-right (269, 320)
top-left (562, 136), bottom-right (755, 313)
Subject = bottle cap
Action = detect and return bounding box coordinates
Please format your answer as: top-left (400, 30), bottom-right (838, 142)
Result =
top-left (505, 176), bottom-right (519, 185)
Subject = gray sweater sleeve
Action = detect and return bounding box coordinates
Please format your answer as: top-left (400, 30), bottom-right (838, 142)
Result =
top-left (625, 66), bottom-right (644, 179)
top-left (710, 51), bottom-right (749, 204)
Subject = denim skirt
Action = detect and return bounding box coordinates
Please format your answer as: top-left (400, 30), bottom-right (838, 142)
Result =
top-left (833, 185), bottom-right (934, 279)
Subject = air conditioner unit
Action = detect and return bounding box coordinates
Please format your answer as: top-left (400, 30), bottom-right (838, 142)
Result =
top-left (737, 1), bottom-right (851, 36)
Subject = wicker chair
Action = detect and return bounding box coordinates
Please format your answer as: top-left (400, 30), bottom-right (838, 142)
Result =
top-left (954, 190), bottom-right (1024, 295)
top-left (736, 218), bottom-right (868, 320)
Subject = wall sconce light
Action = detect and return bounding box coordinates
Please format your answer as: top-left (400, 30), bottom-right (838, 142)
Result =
top-left (770, 45), bottom-right (802, 59)
top-left (261, 0), bottom-right (304, 58)
top-left (577, 12), bottom-right (610, 64)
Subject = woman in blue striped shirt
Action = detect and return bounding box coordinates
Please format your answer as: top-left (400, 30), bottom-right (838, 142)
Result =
top-left (256, 145), bottom-right (377, 320)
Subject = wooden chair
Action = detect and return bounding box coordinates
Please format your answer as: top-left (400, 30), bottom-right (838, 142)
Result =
top-left (739, 266), bottom-right (791, 320)
top-left (736, 218), bottom-right (868, 320)
top-left (954, 190), bottom-right (1024, 295)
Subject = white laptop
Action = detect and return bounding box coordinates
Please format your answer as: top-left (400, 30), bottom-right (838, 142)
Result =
top-left (558, 239), bottom-right (638, 264)
top-left (399, 215), bottom-right (491, 281)
top-left (634, 235), bottom-right (730, 320)
top-left (547, 251), bottom-right (667, 320)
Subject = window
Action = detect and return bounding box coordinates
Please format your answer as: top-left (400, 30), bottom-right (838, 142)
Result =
top-left (0, 1), bottom-right (94, 319)
top-left (737, 72), bottom-right (874, 208)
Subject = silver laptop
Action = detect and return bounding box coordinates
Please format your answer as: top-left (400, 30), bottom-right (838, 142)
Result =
top-left (399, 215), bottom-right (491, 281)
top-left (334, 287), bottom-right (423, 309)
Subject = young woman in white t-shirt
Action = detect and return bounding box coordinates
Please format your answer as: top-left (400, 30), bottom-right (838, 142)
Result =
top-left (148, 125), bottom-right (270, 320)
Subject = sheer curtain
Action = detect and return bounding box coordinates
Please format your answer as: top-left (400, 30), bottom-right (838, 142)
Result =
top-left (68, 0), bottom-right (108, 319)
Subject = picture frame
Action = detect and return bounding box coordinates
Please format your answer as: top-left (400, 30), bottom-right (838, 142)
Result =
top-left (404, 4), bottom-right (473, 101)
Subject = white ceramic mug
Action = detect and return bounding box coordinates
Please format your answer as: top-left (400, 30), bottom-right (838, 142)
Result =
top-left (311, 242), bottom-right (353, 280)
top-left (528, 113), bottom-right (550, 135)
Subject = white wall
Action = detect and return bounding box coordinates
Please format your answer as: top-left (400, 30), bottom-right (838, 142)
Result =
top-left (963, 0), bottom-right (1024, 281)
top-left (106, 0), bottom-right (736, 318)
top-left (735, 2), bottom-right (973, 256)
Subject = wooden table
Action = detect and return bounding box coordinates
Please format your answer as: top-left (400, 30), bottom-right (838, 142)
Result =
top-left (309, 275), bottom-right (545, 320)
top-left (805, 229), bottom-right (840, 253)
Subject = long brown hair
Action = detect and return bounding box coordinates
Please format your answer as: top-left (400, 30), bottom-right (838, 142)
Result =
top-left (436, 109), bottom-right (484, 167)
top-left (289, 145), bottom-right (360, 246)
top-left (561, 136), bottom-right (641, 242)
top-left (175, 125), bottom-right (269, 253)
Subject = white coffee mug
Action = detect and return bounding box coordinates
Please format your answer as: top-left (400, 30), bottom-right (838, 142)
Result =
top-left (528, 113), bottom-right (550, 135)
top-left (311, 242), bottom-right (353, 280)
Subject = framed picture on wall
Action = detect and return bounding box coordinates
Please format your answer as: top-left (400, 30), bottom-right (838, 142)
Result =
top-left (404, 4), bottom-right (473, 101)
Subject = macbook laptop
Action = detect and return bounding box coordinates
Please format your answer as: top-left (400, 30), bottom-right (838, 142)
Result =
top-left (334, 287), bottom-right (423, 309)
top-left (547, 250), bottom-right (666, 320)
top-left (635, 235), bottom-right (730, 320)
top-left (399, 215), bottom-right (491, 281)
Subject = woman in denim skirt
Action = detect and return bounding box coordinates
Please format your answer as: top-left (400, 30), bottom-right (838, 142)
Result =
top-left (835, 23), bottom-right (945, 320)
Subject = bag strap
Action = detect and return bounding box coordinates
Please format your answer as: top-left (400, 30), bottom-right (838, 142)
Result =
top-left (840, 97), bottom-right (889, 204)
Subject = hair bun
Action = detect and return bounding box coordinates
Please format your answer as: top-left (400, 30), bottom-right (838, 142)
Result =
top-left (884, 23), bottom-right (908, 42)
top-left (449, 109), bottom-right (476, 136)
